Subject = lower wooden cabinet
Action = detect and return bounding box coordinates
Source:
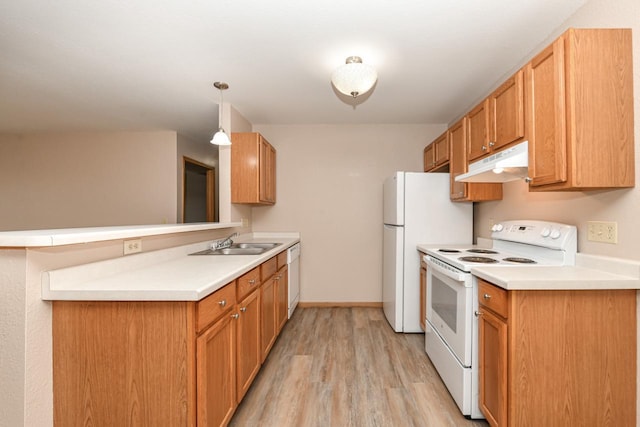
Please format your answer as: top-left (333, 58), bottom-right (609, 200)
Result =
top-left (275, 264), bottom-right (288, 333)
top-left (477, 300), bottom-right (507, 427)
top-left (261, 255), bottom-right (286, 361)
top-left (53, 301), bottom-right (195, 426)
top-left (53, 253), bottom-right (293, 427)
top-left (477, 279), bottom-right (636, 427)
top-left (235, 288), bottom-right (261, 402)
top-left (261, 274), bottom-right (277, 361)
top-left (197, 310), bottom-right (237, 427)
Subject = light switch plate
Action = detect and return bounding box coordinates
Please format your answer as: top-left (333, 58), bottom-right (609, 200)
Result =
top-left (587, 221), bottom-right (618, 244)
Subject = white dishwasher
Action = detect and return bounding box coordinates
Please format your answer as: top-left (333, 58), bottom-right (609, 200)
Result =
top-left (287, 243), bottom-right (301, 318)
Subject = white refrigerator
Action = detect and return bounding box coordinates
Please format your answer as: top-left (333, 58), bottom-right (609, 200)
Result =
top-left (382, 172), bottom-right (472, 332)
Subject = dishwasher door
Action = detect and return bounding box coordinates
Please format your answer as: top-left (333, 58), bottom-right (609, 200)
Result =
top-left (287, 243), bottom-right (301, 318)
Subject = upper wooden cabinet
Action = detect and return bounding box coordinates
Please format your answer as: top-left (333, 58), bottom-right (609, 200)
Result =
top-left (231, 132), bottom-right (276, 204)
top-left (423, 144), bottom-right (435, 172)
top-left (424, 131), bottom-right (449, 172)
top-left (526, 28), bottom-right (634, 190)
top-left (449, 118), bottom-right (502, 202)
top-left (490, 69), bottom-right (525, 152)
top-left (467, 99), bottom-right (491, 162)
top-left (468, 70), bottom-right (525, 164)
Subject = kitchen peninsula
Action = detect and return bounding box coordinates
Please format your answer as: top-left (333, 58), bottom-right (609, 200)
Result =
top-left (0, 223), bottom-right (299, 427)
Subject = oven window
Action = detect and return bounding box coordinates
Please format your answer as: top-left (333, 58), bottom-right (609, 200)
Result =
top-left (432, 275), bottom-right (457, 332)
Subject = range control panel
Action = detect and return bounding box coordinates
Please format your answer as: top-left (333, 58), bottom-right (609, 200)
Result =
top-left (491, 220), bottom-right (577, 251)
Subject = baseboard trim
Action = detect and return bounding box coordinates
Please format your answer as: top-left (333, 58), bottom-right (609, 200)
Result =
top-left (297, 302), bottom-right (383, 308)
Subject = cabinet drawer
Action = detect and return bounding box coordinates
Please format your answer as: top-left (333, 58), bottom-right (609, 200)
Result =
top-left (261, 256), bottom-right (277, 281)
top-left (277, 251), bottom-right (287, 269)
top-left (478, 279), bottom-right (508, 318)
top-left (237, 267), bottom-right (261, 300)
top-left (197, 282), bottom-right (236, 333)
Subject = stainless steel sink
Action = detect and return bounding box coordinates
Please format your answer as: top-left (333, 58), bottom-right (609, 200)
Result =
top-left (233, 242), bottom-right (280, 249)
top-left (189, 242), bottom-right (281, 256)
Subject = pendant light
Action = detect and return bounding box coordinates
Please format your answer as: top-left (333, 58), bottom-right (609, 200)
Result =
top-left (210, 82), bottom-right (231, 146)
top-left (331, 56), bottom-right (377, 98)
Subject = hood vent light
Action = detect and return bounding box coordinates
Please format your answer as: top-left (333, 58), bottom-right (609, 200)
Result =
top-left (455, 141), bottom-right (529, 183)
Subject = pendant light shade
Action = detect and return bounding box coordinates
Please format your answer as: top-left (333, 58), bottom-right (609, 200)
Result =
top-left (211, 82), bottom-right (231, 146)
top-left (211, 128), bottom-right (231, 145)
top-left (331, 56), bottom-right (377, 98)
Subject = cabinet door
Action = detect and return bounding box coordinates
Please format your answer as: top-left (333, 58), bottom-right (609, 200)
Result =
top-left (478, 308), bottom-right (508, 427)
top-left (449, 118), bottom-right (468, 200)
top-left (259, 138), bottom-right (276, 203)
top-left (276, 265), bottom-right (288, 333)
top-left (433, 131), bottom-right (449, 166)
top-left (467, 99), bottom-right (491, 162)
top-left (491, 69), bottom-right (525, 151)
top-left (419, 259), bottom-right (427, 331)
top-left (525, 38), bottom-right (567, 187)
top-left (423, 144), bottom-right (435, 171)
top-left (197, 312), bottom-right (237, 427)
top-left (261, 275), bottom-right (277, 361)
top-left (236, 289), bottom-right (261, 402)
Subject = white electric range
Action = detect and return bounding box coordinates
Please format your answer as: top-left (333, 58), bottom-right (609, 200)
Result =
top-left (421, 220), bottom-right (577, 419)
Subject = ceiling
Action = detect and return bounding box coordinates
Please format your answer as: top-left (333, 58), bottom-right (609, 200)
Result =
top-left (0, 0), bottom-right (588, 142)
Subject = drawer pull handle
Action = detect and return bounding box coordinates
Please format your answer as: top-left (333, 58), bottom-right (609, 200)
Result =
top-left (248, 279), bottom-right (256, 285)
top-left (481, 145), bottom-right (487, 151)
top-left (489, 142), bottom-right (495, 147)
top-left (474, 310), bottom-right (484, 317)
top-left (483, 293), bottom-right (491, 300)
top-left (240, 307), bottom-right (247, 312)
top-left (231, 313), bottom-right (239, 319)
top-left (218, 300), bottom-right (227, 307)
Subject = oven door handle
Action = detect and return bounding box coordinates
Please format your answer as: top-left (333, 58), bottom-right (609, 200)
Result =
top-left (426, 257), bottom-right (469, 283)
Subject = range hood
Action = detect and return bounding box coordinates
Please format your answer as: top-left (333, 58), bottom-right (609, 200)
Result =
top-left (455, 141), bottom-right (529, 183)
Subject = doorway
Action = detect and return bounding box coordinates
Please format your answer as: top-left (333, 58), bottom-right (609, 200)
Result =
top-left (183, 157), bottom-right (216, 223)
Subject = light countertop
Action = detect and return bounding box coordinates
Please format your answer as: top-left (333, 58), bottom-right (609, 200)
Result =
top-left (417, 244), bottom-right (640, 291)
top-left (470, 264), bottom-right (640, 290)
top-left (42, 233), bottom-right (300, 301)
top-left (0, 222), bottom-right (242, 247)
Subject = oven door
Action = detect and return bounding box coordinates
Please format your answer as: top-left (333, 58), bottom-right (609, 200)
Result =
top-left (426, 256), bottom-right (473, 367)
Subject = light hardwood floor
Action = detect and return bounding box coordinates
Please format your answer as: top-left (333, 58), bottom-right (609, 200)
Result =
top-left (230, 307), bottom-right (489, 427)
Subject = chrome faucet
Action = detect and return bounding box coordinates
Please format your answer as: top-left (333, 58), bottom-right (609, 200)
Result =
top-left (212, 232), bottom-right (238, 250)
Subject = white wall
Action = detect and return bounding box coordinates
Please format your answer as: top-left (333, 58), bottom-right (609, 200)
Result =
top-left (0, 131), bottom-right (178, 230)
top-left (251, 124), bottom-right (446, 303)
top-left (472, 0), bottom-right (640, 260)
top-left (0, 251), bottom-right (26, 427)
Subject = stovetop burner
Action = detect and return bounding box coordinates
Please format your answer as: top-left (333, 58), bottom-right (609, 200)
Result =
top-left (503, 257), bottom-right (537, 264)
top-left (438, 249), bottom-right (461, 253)
top-left (467, 248), bottom-right (499, 254)
top-left (458, 256), bottom-right (499, 264)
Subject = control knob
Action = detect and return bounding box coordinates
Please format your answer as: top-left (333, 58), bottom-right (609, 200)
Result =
top-left (541, 228), bottom-right (551, 238)
top-left (494, 223), bottom-right (504, 232)
top-left (550, 229), bottom-right (561, 239)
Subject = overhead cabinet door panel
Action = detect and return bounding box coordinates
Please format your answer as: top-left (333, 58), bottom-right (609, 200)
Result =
top-left (525, 38), bottom-right (567, 187)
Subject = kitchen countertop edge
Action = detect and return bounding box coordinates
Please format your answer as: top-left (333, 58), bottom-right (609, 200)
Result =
top-left (42, 233), bottom-right (300, 301)
top-left (471, 251), bottom-right (640, 291)
top-left (417, 244), bottom-right (640, 290)
top-left (0, 221), bottom-right (243, 247)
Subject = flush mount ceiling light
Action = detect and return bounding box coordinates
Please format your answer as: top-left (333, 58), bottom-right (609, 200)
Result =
top-left (210, 81), bottom-right (231, 146)
top-left (331, 56), bottom-right (377, 98)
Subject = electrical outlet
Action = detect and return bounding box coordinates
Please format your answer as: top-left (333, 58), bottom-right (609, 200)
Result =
top-left (241, 218), bottom-right (249, 228)
top-left (587, 221), bottom-right (618, 244)
top-left (123, 239), bottom-right (142, 255)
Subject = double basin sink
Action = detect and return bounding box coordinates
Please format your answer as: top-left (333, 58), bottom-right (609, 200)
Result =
top-left (190, 242), bottom-right (281, 256)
